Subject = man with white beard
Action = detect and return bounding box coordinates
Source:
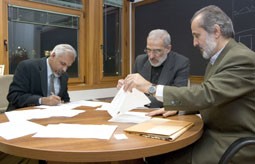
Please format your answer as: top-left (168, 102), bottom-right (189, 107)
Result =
top-left (121, 5), bottom-right (255, 164)
top-left (117, 29), bottom-right (190, 109)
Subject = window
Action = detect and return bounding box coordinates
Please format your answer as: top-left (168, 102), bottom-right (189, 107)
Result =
top-left (8, 5), bottom-right (79, 77)
top-left (103, 4), bottom-right (122, 76)
top-left (0, 0), bottom-right (130, 90)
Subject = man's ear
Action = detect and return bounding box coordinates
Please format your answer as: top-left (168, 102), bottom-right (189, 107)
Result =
top-left (166, 44), bottom-right (172, 53)
top-left (214, 24), bottom-right (221, 39)
top-left (50, 52), bottom-right (56, 58)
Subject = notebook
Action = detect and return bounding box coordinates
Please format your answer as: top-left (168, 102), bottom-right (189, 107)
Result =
top-left (124, 117), bottom-right (194, 141)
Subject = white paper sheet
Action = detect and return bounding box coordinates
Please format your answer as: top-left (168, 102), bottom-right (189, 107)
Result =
top-left (102, 87), bottom-right (151, 117)
top-left (5, 108), bottom-right (85, 121)
top-left (33, 100), bottom-right (109, 110)
top-left (108, 111), bottom-right (151, 123)
top-left (66, 100), bottom-right (110, 107)
top-left (33, 123), bottom-right (117, 140)
top-left (0, 120), bottom-right (44, 140)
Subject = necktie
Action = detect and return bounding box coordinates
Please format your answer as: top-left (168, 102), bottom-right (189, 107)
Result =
top-left (50, 74), bottom-right (55, 95)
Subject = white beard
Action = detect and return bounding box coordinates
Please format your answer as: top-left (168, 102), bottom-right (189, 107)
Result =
top-left (202, 34), bottom-right (217, 59)
top-left (149, 54), bottom-right (168, 67)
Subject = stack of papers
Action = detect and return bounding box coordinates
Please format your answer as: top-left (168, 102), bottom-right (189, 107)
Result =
top-left (0, 91), bottom-right (151, 140)
top-left (108, 111), bottom-right (151, 123)
top-left (5, 100), bottom-right (110, 121)
top-left (97, 87), bottom-right (151, 123)
top-left (0, 100), bottom-right (114, 140)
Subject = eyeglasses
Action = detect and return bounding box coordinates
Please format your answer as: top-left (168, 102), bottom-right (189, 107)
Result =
top-left (144, 48), bottom-right (163, 55)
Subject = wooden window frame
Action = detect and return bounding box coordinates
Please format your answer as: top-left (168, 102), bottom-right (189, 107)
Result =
top-left (0, 0), bottom-right (131, 90)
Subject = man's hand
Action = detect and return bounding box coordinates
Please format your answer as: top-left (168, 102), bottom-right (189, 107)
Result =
top-left (123, 73), bottom-right (151, 93)
top-left (117, 79), bottom-right (124, 89)
top-left (41, 95), bottom-right (61, 106)
top-left (146, 108), bottom-right (178, 117)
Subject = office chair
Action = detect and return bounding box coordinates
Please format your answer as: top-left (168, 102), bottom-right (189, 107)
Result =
top-left (219, 137), bottom-right (255, 164)
top-left (0, 75), bottom-right (13, 113)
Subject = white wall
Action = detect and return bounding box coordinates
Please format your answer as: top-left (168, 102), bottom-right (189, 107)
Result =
top-left (68, 87), bottom-right (118, 101)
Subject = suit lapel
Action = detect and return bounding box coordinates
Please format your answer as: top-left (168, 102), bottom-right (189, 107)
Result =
top-left (204, 62), bottom-right (213, 80)
top-left (39, 58), bottom-right (48, 96)
top-left (140, 61), bottom-right (151, 81)
top-left (158, 53), bottom-right (174, 85)
top-left (205, 39), bottom-right (236, 80)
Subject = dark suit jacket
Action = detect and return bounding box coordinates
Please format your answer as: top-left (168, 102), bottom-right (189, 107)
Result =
top-left (7, 57), bottom-right (70, 111)
top-left (133, 51), bottom-right (190, 108)
top-left (163, 39), bottom-right (255, 163)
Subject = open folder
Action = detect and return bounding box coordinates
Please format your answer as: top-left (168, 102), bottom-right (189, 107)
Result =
top-left (124, 118), bottom-right (194, 141)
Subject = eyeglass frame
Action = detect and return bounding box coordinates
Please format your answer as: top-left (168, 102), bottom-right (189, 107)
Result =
top-left (144, 48), bottom-right (164, 56)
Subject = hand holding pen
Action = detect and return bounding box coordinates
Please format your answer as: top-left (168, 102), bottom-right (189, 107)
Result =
top-left (40, 92), bottom-right (62, 106)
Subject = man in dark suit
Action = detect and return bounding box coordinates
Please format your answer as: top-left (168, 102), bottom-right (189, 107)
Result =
top-left (121, 5), bottom-right (255, 164)
top-left (7, 44), bottom-right (76, 111)
top-left (117, 29), bottom-right (190, 108)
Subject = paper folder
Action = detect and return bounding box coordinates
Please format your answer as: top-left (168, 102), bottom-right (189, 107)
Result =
top-left (124, 117), bottom-right (194, 141)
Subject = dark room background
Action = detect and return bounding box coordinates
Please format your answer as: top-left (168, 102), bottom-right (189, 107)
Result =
top-left (135, 0), bottom-right (255, 75)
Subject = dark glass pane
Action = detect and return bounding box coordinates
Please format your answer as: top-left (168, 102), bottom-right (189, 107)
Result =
top-left (29, 0), bottom-right (83, 10)
top-left (103, 5), bottom-right (122, 76)
top-left (9, 6), bottom-right (78, 29)
top-left (48, 13), bottom-right (79, 28)
top-left (8, 6), bottom-right (79, 78)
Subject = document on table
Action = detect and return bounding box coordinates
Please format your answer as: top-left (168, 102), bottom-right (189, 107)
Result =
top-left (5, 107), bottom-right (85, 121)
top-left (5, 100), bottom-right (109, 121)
top-left (65, 100), bottom-right (110, 107)
top-left (0, 120), bottom-right (44, 140)
top-left (35, 100), bottom-right (109, 109)
top-left (98, 87), bottom-right (151, 118)
top-left (108, 111), bottom-right (151, 123)
top-left (33, 123), bottom-right (117, 140)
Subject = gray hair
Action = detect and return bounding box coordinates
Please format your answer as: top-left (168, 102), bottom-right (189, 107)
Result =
top-left (147, 29), bottom-right (171, 47)
top-left (52, 44), bottom-right (77, 58)
top-left (191, 5), bottom-right (235, 38)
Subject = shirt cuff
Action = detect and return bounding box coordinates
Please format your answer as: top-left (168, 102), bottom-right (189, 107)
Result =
top-left (155, 85), bottom-right (164, 102)
top-left (39, 98), bottom-right (42, 105)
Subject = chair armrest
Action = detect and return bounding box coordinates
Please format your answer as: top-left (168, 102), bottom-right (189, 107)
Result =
top-left (219, 137), bottom-right (255, 164)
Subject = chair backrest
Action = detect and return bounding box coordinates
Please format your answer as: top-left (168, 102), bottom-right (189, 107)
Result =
top-left (0, 65), bottom-right (4, 75)
top-left (0, 75), bottom-right (13, 113)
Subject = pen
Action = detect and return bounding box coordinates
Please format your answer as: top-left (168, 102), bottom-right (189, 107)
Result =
top-left (51, 92), bottom-right (62, 104)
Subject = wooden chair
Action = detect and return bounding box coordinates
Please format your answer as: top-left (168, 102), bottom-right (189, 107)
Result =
top-left (0, 75), bottom-right (13, 113)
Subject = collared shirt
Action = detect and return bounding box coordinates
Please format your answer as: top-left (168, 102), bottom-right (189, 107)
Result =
top-left (46, 59), bottom-right (60, 96)
top-left (209, 47), bottom-right (224, 65)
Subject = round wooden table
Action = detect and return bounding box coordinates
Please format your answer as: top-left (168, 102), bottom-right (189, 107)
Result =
top-left (0, 106), bottom-right (203, 163)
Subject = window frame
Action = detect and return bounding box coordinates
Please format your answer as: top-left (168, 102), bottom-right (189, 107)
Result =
top-left (81, 0), bottom-right (130, 88)
top-left (0, 0), bottom-right (131, 90)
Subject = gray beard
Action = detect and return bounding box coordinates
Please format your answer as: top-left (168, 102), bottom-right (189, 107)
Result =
top-left (202, 36), bottom-right (217, 60)
top-left (149, 54), bottom-right (168, 67)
